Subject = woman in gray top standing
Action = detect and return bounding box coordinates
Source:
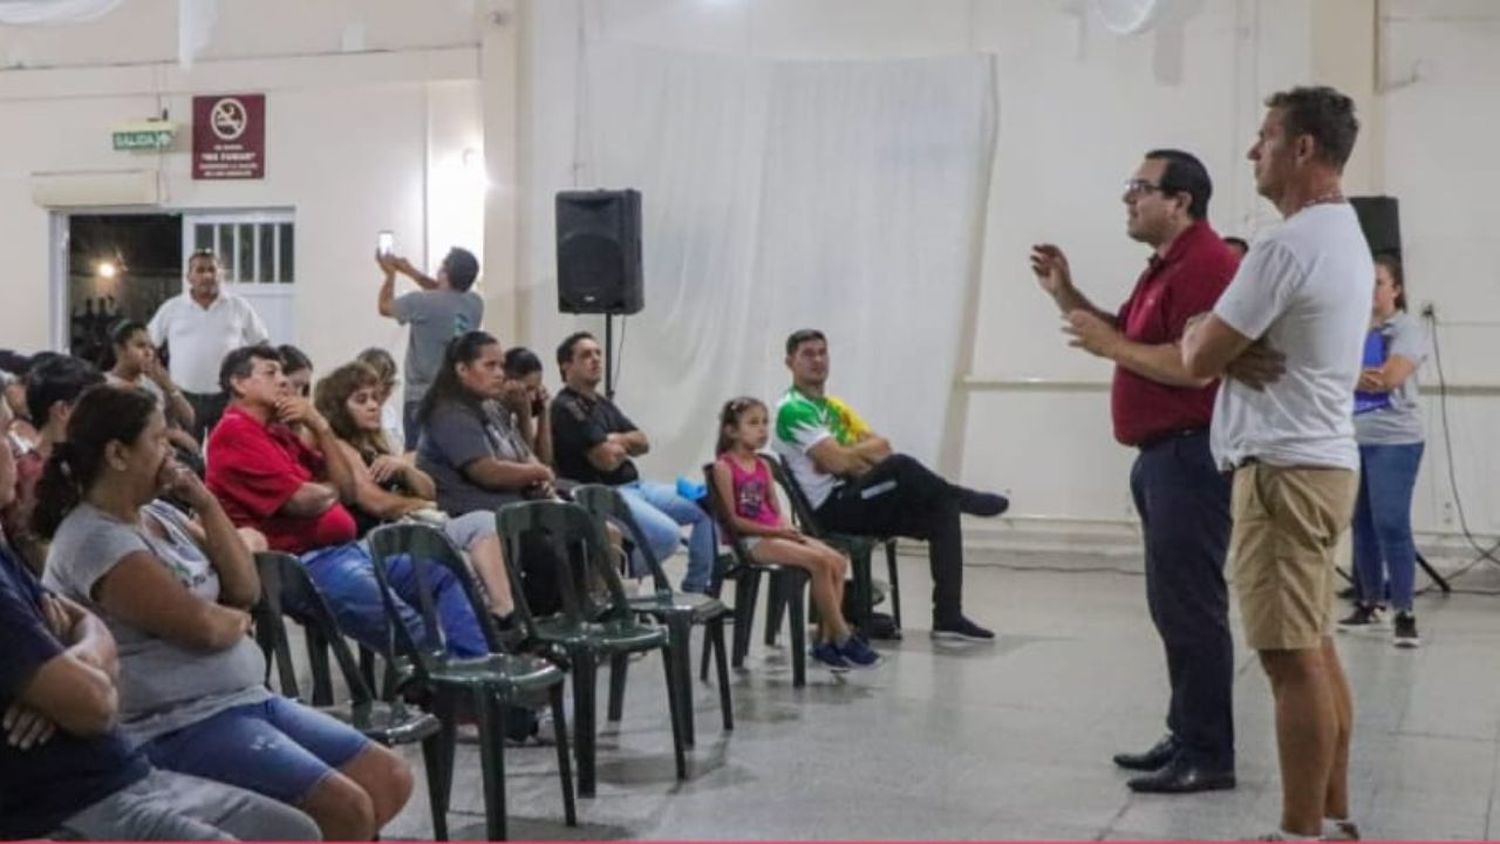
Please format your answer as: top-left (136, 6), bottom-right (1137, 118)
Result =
top-left (1338, 254), bottom-right (1428, 646)
top-left (34, 384), bottom-right (413, 839)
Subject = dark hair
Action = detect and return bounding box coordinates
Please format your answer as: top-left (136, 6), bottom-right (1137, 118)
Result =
top-left (444, 248), bottom-right (480, 292)
top-left (219, 344), bottom-right (283, 396)
top-left (1374, 253), bottom-right (1406, 311)
top-left (716, 396), bottom-right (768, 455)
top-left (1264, 86), bottom-right (1360, 169)
top-left (187, 248), bottom-right (218, 269)
top-left (277, 344), bottom-right (313, 376)
top-left (1223, 236), bottom-right (1249, 254)
top-left (32, 384), bottom-right (158, 539)
top-left (417, 330), bottom-right (500, 427)
top-left (785, 329), bottom-right (826, 357)
top-left (555, 331), bottom-right (596, 370)
top-left (1145, 149), bottom-right (1212, 220)
top-left (355, 347), bottom-right (398, 387)
top-left (503, 347), bottom-right (543, 379)
top-left (0, 350), bottom-right (33, 378)
top-left (109, 319), bottom-right (149, 349)
top-left (25, 356), bottom-right (104, 428)
top-left (314, 362), bottom-right (389, 460)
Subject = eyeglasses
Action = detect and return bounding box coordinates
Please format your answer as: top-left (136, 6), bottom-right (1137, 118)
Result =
top-left (1123, 179), bottom-right (1168, 198)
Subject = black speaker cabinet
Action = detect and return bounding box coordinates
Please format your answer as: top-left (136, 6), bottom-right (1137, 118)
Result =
top-left (556, 189), bottom-right (643, 315)
top-left (1349, 195), bottom-right (1401, 258)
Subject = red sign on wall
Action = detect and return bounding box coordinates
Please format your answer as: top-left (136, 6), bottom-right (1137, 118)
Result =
top-left (192, 94), bottom-right (265, 179)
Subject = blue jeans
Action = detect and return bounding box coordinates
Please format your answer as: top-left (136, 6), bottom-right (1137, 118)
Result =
top-left (300, 542), bottom-right (488, 657)
top-left (1352, 442), bottom-right (1424, 612)
top-left (618, 480), bottom-right (716, 593)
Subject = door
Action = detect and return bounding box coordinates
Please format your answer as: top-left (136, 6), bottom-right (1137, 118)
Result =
top-left (182, 211), bottom-right (297, 344)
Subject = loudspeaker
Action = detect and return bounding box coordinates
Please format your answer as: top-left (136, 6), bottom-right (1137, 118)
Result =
top-left (556, 189), bottom-right (643, 315)
top-left (1349, 195), bottom-right (1401, 258)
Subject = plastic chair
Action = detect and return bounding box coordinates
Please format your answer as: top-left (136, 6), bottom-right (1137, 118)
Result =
top-left (701, 461), bottom-right (812, 688)
top-left (362, 524), bottom-right (577, 841)
top-left (572, 484), bottom-right (733, 747)
top-left (493, 500), bottom-right (689, 798)
top-left (771, 456), bottom-right (902, 638)
top-left (251, 551), bottom-right (450, 839)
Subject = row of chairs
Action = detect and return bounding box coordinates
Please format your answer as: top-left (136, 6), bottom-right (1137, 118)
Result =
top-left (249, 463), bottom-right (905, 840)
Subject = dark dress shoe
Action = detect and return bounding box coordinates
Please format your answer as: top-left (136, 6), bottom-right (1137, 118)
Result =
top-left (1112, 734), bottom-right (1179, 771)
top-left (1127, 759), bottom-right (1236, 794)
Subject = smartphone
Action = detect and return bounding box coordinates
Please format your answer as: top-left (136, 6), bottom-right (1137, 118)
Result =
top-left (377, 230), bottom-right (395, 257)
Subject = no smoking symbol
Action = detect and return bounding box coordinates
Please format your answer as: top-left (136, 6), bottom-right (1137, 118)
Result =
top-left (210, 98), bottom-right (248, 141)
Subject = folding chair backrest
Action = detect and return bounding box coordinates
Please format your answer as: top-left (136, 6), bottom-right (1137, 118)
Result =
top-left (253, 551), bottom-right (374, 705)
top-left (365, 524), bottom-right (478, 679)
top-left (494, 500), bottom-right (631, 630)
top-left (366, 522), bottom-right (506, 653)
top-left (571, 484), bottom-right (673, 596)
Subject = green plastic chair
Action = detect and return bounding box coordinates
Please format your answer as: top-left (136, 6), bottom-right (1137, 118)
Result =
top-left (251, 551), bottom-right (449, 839)
top-left (363, 524), bottom-right (577, 841)
top-left (494, 499), bottom-right (689, 798)
top-left (571, 484), bottom-right (733, 747)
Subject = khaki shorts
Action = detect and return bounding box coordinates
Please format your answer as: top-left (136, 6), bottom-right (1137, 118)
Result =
top-left (1229, 462), bottom-right (1358, 651)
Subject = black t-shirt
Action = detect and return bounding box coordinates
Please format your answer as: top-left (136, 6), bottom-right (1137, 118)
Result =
top-left (550, 387), bottom-right (640, 486)
top-left (0, 545), bottom-right (151, 838)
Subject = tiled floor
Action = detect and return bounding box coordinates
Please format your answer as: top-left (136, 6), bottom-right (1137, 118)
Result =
top-left (381, 551), bottom-right (1500, 840)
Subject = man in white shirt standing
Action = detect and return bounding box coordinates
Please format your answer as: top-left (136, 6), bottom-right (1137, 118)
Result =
top-left (147, 249), bottom-right (269, 441)
top-left (1182, 86), bottom-right (1372, 841)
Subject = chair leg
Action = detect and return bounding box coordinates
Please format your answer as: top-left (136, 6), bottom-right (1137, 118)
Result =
top-left (660, 645), bottom-right (688, 781)
top-left (305, 630), bottom-right (334, 707)
top-left (850, 548), bottom-right (873, 632)
top-left (732, 573), bottom-right (760, 668)
top-left (885, 539), bottom-right (903, 630)
top-left (549, 684), bottom-right (577, 826)
top-left (473, 689), bottom-right (508, 841)
top-left (764, 574), bottom-right (785, 647)
top-left (573, 654), bottom-right (598, 798)
top-left (787, 573), bottom-right (807, 689)
top-left (699, 621), bottom-right (713, 682)
top-left (711, 616), bottom-right (733, 732)
top-left (669, 618), bottom-right (695, 748)
top-left (607, 652), bottom-right (629, 722)
top-left (358, 645), bottom-right (378, 696)
top-left (420, 731), bottom-right (451, 841)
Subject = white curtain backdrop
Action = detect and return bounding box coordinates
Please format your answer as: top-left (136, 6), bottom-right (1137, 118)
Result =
top-left (553, 44), bottom-right (996, 480)
top-left (0, 0), bottom-right (123, 25)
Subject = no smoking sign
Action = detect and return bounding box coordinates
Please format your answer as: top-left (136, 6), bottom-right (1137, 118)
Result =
top-left (193, 94), bottom-right (265, 179)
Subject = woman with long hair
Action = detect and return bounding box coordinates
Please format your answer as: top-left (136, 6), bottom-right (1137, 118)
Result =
top-left (355, 346), bottom-right (404, 454)
top-left (34, 384), bottom-right (412, 839)
top-left (1338, 254), bottom-right (1429, 648)
top-left (502, 346), bottom-right (553, 466)
top-left (315, 360), bottom-right (513, 615)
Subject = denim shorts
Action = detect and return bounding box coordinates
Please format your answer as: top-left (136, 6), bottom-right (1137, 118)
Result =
top-left (142, 697), bottom-right (372, 805)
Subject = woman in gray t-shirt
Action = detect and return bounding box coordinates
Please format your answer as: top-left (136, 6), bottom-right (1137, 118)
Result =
top-left (1341, 255), bottom-right (1428, 646)
top-left (34, 385), bottom-right (412, 840)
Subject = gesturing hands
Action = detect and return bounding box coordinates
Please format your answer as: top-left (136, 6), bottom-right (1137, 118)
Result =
top-left (1062, 309), bottom-right (1123, 359)
top-left (1029, 244), bottom-right (1074, 297)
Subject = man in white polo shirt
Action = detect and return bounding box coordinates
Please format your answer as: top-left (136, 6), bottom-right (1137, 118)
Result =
top-left (1182, 86), bottom-right (1371, 841)
top-left (148, 249), bottom-right (269, 440)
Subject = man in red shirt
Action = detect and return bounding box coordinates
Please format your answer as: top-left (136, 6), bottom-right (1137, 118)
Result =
top-left (1031, 149), bottom-right (1243, 794)
top-left (207, 345), bottom-right (486, 656)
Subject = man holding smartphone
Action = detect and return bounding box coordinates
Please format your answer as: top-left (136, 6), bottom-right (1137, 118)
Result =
top-left (375, 244), bottom-right (484, 451)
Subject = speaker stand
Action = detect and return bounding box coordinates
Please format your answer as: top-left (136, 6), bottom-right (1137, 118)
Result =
top-left (605, 312), bottom-right (617, 400)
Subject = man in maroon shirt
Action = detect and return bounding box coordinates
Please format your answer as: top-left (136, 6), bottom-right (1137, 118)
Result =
top-left (1031, 149), bottom-right (1241, 794)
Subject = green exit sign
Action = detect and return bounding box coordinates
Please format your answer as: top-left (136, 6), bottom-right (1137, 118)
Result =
top-left (112, 122), bottom-right (176, 151)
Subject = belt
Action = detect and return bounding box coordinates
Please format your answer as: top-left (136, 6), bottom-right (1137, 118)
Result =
top-left (1135, 427), bottom-right (1207, 451)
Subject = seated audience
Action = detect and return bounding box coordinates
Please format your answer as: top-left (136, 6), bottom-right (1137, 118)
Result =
top-left (711, 396), bottom-right (880, 671)
top-left (1, 354), bottom-right (39, 448)
top-left (773, 329), bottom-right (1008, 642)
top-left (503, 346), bottom-right (554, 466)
top-left (205, 344), bottom-right (488, 657)
top-left (551, 331), bottom-right (716, 593)
top-left (34, 384), bottom-right (410, 840)
top-left (106, 319), bottom-right (200, 457)
top-left (315, 360), bottom-right (515, 616)
top-left (356, 346), bottom-right (405, 454)
top-left (279, 344), bottom-right (315, 399)
top-left (1, 355), bottom-right (103, 573)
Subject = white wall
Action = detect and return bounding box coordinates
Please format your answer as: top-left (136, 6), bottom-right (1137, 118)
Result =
top-left (515, 0), bottom-right (1499, 553)
top-left (0, 0), bottom-right (486, 394)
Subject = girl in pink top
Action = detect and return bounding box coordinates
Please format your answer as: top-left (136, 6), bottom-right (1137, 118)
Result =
top-left (710, 397), bottom-right (879, 670)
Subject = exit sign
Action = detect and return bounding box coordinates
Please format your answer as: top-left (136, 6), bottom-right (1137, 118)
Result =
top-left (112, 122), bottom-right (176, 151)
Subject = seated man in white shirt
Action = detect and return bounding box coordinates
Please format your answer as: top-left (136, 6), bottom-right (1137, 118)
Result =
top-left (147, 249), bottom-right (269, 440)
